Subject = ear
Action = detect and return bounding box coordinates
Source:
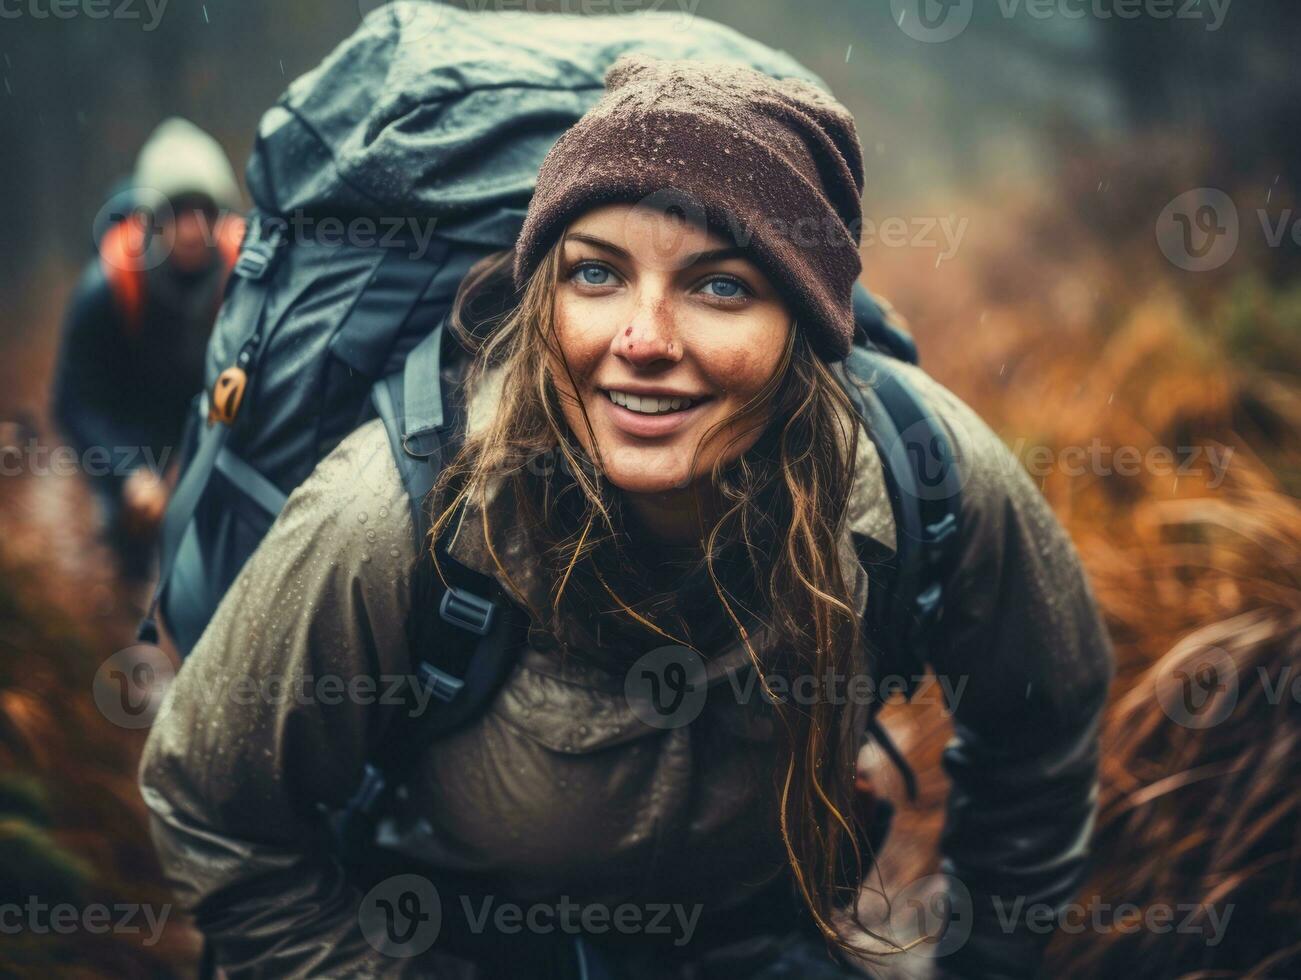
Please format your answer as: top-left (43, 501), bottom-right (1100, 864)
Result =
top-left (603, 52), bottom-right (663, 91)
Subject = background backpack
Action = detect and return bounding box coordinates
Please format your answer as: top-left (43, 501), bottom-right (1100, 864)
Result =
top-left (141, 1), bottom-right (962, 873)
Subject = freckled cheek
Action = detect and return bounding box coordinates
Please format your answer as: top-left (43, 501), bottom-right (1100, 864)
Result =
top-left (693, 308), bottom-right (790, 396)
top-left (554, 294), bottom-right (622, 376)
top-left (699, 343), bottom-right (780, 403)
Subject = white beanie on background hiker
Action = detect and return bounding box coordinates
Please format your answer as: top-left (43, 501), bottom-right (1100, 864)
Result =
top-left (133, 117), bottom-right (242, 212)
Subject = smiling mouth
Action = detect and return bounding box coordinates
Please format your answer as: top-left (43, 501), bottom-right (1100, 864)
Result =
top-left (600, 389), bottom-right (713, 415)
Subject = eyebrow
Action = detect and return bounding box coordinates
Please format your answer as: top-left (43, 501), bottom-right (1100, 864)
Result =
top-left (564, 233), bottom-right (748, 269)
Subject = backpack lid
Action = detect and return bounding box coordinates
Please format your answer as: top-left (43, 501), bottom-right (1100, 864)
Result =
top-left (246, 3), bottom-right (829, 247)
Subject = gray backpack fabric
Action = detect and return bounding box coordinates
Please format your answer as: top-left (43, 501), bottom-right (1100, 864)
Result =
top-left (236, 3), bottom-right (828, 250)
top-left (149, 5), bottom-right (837, 654)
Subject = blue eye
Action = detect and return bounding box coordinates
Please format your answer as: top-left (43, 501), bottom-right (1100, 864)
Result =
top-left (701, 276), bottom-right (749, 300)
top-left (572, 262), bottom-right (616, 286)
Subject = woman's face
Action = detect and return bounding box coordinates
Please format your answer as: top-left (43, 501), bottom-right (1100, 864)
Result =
top-left (550, 203), bottom-right (792, 496)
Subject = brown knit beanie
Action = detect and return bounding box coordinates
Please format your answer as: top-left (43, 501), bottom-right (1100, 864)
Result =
top-left (514, 54), bottom-right (866, 362)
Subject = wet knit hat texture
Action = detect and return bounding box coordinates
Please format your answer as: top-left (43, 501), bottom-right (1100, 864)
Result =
top-left (514, 53), bottom-right (866, 362)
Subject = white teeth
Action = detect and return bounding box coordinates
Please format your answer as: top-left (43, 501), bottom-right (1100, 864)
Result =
top-left (607, 390), bottom-right (697, 414)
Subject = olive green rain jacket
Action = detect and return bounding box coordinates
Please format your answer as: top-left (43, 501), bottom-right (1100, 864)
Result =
top-left (139, 361), bottom-right (1114, 978)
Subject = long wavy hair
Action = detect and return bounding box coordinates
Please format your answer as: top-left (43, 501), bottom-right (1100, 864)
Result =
top-left (426, 235), bottom-right (889, 953)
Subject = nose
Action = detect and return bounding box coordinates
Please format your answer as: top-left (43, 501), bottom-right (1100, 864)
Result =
top-left (611, 287), bottom-right (682, 367)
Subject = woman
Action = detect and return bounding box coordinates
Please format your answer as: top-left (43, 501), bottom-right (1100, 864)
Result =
top-left (140, 56), bottom-right (1113, 979)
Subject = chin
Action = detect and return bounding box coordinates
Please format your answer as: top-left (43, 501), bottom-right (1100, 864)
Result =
top-left (600, 449), bottom-right (696, 495)
top-left (604, 468), bottom-right (694, 496)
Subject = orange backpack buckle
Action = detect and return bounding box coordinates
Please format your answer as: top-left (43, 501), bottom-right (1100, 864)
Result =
top-left (208, 366), bottom-right (248, 426)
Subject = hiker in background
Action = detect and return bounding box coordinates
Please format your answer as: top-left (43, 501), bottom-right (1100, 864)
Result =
top-left (52, 117), bottom-right (244, 580)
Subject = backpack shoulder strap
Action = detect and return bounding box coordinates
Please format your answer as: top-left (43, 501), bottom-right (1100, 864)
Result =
top-left (332, 321), bottom-right (524, 864)
top-left (839, 346), bottom-right (962, 658)
top-left (834, 344), bottom-right (964, 802)
top-left (371, 318), bottom-right (524, 735)
top-left (97, 218), bottom-right (147, 336)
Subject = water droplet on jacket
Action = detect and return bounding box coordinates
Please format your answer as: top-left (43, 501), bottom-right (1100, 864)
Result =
top-left (357, 512), bottom-right (368, 524)
top-left (361, 553), bottom-right (371, 563)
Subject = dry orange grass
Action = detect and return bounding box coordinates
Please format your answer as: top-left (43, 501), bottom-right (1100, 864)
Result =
top-left (857, 142), bottom-right (1301, 978)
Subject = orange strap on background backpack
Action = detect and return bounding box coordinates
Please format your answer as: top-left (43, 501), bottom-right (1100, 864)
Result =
top-left (98, 211), bottom-right (246, 336)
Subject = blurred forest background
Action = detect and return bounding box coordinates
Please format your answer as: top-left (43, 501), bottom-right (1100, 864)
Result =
top-left (0, 1), bottom-right (1299, 977)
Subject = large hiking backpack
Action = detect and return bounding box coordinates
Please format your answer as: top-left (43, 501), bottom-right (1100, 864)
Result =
top-left (144, 1), bottom-right (962, 882)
